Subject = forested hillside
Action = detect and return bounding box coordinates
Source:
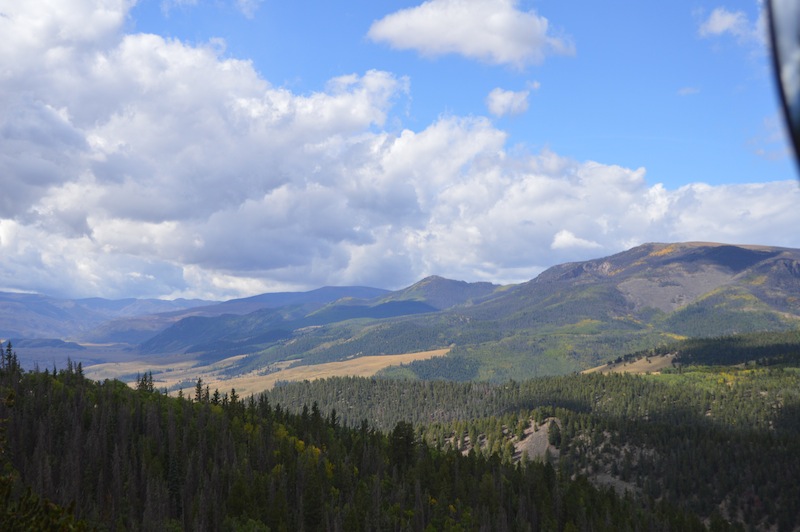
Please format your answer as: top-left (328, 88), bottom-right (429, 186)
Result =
top-left (0, 346), bottom-right (719, 531)
top-left (266, 332), bottom-right (800, 531)
top-left (4, 327), bottom-right (800, 529)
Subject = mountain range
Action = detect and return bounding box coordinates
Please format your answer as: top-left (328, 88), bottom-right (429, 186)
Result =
top-left (4, 241), bottom-right (800, 386)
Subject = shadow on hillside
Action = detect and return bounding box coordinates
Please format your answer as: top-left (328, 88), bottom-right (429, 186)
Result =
top-left (774, 398), bottom-right (800, 435)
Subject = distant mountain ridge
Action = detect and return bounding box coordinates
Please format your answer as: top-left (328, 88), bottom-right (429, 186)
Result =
top-left (181, 286), bottom-right (390, 317)
top-left (548, 242), bottom-right (800, 318)
top-left (0, 292), bottom-right (212, 340)
top-left (494, 241), bottom-right (800, 317)
top-left (136, 280), bottom-right (491, 356)
top-left (29, 286), bottom-right (392, 346)
top-left (6, 242), bottom-right (800, 383)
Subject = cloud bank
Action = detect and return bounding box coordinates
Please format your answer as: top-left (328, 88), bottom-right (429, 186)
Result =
top-left (1, 0), bottom-right (799, 300)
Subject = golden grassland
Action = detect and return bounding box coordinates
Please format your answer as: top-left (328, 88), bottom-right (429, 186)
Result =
top-left (86, 348), bottom-right (450, 397)
top-left (216, 349), bottom-right (450, 396)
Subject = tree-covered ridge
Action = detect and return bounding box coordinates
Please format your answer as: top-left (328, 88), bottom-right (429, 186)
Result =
top-left (374, 275), bottom-right (502, 310)
top-left (0, 351), bottom-right (716, 530)
top-left (672, 329), bottom-right (800, 366)
top-left (267, 331), bottom-right (800, 429)
top-left (266, 333), bottom-right (800, 530)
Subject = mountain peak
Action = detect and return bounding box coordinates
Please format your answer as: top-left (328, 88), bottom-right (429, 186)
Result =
top-left (385, 276), bottom-right (500, 310)
top-left (527, 241), bottom-right (800, 315)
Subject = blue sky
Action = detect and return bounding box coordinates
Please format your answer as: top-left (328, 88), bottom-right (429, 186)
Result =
top-left (1, 0), bottom-right (799, 299)
top-left (130, 0), bottom-right (791, 185)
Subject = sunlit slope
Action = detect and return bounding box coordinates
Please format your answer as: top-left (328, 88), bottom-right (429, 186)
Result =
top-left (423, 242), bottom-right (800, 380)
top-left (69, 242), bottom-right (800, 386)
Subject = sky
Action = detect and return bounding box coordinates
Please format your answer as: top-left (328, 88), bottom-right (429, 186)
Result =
top-left (2, 0), bottom-right (800, 300)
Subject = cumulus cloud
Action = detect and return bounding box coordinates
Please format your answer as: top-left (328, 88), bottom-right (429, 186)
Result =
top-left (367, 0), bottom-right (574, 68)
top-left (486, 88), bottom-right (529, 117)
top-left (1, 0), bottom-right (799, 300)
top-left (698, 6), bottom-right (765, 46)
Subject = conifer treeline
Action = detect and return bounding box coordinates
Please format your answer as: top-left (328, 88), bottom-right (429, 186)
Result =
top-left (0, 358), bottom-right (717, 531)
top-left (266, 366), bottom-right (800, 530)
top-left (0, 342), bottom-right (88, 530)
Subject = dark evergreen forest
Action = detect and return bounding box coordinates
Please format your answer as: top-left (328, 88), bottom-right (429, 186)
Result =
top-left (2, 331), bottom-right (799, 530)
top-left (266, 333), bottom-right (800, 531)
top-left (0, 346), bottom-right (720, 531)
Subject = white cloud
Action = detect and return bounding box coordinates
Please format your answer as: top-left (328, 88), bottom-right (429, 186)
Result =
top-left (235, 0), bottom-right (263, 19)
top-left (699, 8), bottom-right (748, 37)
top-left (1, 0), bottom-right (800, 300)
top-left (551, 230), bottom-right (602, 251)
top-left (486, 88), bottom-right (530, 117)
top-left (698, 6), bottom-right (765, 46)
top-left (367, 0), bottom-right (574, 68)
top-left (677, 87), bottom-right (700, 96)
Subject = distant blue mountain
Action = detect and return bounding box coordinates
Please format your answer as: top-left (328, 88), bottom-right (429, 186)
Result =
top-left (0, 291), bottom-right (211, 340)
